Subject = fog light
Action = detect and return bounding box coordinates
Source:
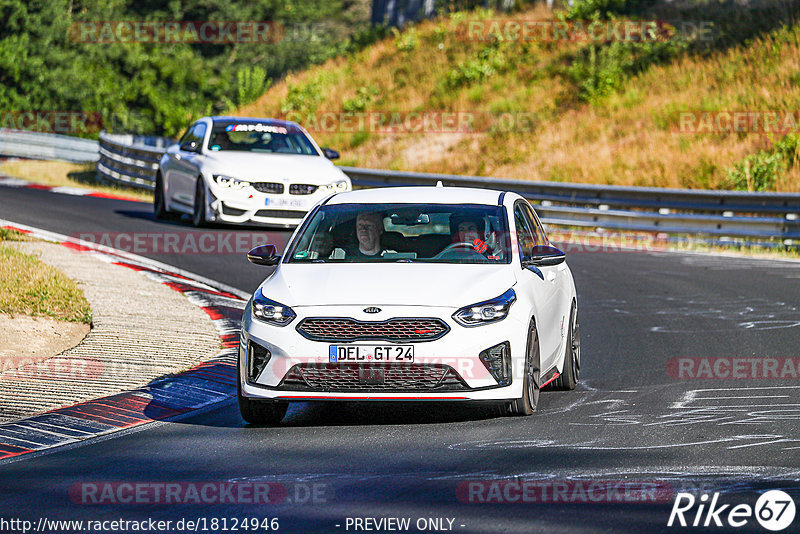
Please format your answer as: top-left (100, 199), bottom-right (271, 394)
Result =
top-left (247, 341), bottom-right (271, 383)
top-left (479, 342), bottom-right (511, 386)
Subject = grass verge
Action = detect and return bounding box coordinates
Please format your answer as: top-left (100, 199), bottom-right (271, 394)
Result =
top-left (0, 160), bottom-right (153, 202)
top-left (0, 229), bottom-right (92, 324)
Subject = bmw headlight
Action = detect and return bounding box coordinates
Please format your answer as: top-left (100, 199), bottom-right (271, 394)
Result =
top-left (252, 288), bottom-right (296, 326)
top-left (319, 179), bottom-right (350, 193)
top-left (213, 175), bottom-right (251, 190)
top-left (453, 288), bottom-right (516, 327)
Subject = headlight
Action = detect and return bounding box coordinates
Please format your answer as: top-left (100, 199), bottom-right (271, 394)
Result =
top-left (252, 288), bottom-right (296, 326)
top-left (453, 288), bottom-right (516, 327)
top-left (213, 175), bottom-right (251, 190)
top-left (319, 179), bottom-right (350, 193)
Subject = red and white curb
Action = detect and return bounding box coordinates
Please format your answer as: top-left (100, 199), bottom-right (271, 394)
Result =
top-left (0, 220), bottom-right (249, 462)
top-left (0, 175), bottom-right (146, 203)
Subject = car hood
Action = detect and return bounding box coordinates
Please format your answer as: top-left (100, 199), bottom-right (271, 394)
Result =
top-left (202, 152), bottom-right (347, 183)
top-left (259, 264), bottom-right (517, 308)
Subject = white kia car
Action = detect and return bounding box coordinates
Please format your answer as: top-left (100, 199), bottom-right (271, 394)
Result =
top-left (238, 186), bottom-right (580, 424)
top-left (154, 116), bottom-right (351, 227)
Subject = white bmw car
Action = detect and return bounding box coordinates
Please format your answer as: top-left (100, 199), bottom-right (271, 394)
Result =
top-left (154, 116), bottom-right (351, 227)
top-left (238, 186), bottom-right (580, 424)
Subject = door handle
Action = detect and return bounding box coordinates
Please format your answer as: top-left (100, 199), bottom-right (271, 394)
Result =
top-left (174, 152), bottom-right (182, 161)
top-left (546, 270), bottom-right (556, 282)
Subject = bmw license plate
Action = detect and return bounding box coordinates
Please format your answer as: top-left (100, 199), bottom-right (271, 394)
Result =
top-left (329, 345), bottom-right (414, 363)
top-left (264, 197), bottom-right (306, 208)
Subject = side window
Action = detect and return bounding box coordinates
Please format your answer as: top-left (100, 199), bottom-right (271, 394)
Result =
top-left (190, 123), bottom-right (207, 150)
top-left (522, 203), bottom-right (548, 245)
top-left (178, 125), bottom-right (196, 146)
top-left (180, 123), bottom-right (206, 152)
top-left (514, 205), bottom-right (536, 260)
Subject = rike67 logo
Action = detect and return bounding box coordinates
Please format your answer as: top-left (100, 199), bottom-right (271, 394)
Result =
top-left (668, 490), bottom-right (796, 531)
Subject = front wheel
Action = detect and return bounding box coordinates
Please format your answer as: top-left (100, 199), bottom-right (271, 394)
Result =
top-left (508, 323), bottom-right (540, 416)
top-left (237, 371), bottom-right (288, 425)
top-left (192, 177), bottom-right (207, 228)
top-left (552, 302), bottom-right (580, 391)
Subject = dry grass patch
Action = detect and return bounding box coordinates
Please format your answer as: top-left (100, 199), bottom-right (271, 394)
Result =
top-left (0, 160), bottom-right (152, 201)
top-left (234, 3), bottom-right (800, 191)
top-left (0, 231), bottom-right (92, 324)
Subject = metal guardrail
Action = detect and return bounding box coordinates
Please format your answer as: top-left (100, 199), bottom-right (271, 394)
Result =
top-left (97, 132), bottom-right (171, 190)
top-left (0, 129), bottom-right (99, 163)
top-left (92, 133), bottom-right (800, 241)
top-left (342, 167), bottom-right (800, 241)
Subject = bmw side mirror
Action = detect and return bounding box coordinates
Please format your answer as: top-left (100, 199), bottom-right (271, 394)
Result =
top-left (523, 245), bottom-right (565, 267)
top-left (248, 244), bottom-right (281, 266)
top-left (322, 147), bottom-right (340, 160)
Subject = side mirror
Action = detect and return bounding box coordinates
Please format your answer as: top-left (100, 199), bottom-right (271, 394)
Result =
top-left (180, 140), bottom-right (200, 153)
top-left (322, 147), bottom-right (340, 160)
top-left (247, 244), bottom-right (280, 266)
top-left (522, 245), bottom-right (565, 267)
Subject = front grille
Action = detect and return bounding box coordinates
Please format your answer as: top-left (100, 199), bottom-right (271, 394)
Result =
top-left (252, 182), bottom-right (284, 194)
top-left (290, 184), bottom-right (318, 195)
top-left (296, 318), bottom-right (449, 342)
top-left (280, 363), bottom-right (468, 391)
top-left (254, 209), bottom-right (307, 219)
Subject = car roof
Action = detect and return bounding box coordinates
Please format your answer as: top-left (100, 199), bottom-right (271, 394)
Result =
top-left (325, 186), bottom-right (507, 206)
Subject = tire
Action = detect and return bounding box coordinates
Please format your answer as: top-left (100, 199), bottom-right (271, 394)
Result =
top-left (153, 172), bottom-right (170, 220)
top-left (192, 177), bottom-right (207, 228)
top-left (552, 302), bottom-right (580, 391)
top-left (237, 370), bottom-right (288, 426)
top-left (508, 322), bottom-right (541, 416)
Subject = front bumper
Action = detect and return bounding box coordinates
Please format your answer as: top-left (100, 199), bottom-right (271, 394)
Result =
top-left (206, 183), bottom-right (333, 227)
top-left (239, 304), bottom-right (529, 402)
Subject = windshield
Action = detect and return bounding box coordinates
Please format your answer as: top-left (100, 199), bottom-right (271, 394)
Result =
top-left (208, 121), bottom-right (319, 155)
top-left (286, 203), bottom-right (511, 264)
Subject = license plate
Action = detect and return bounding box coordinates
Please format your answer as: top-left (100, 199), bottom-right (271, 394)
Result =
top-left (264, 197), bottom-right (306, 208)
top-left (329, 345), bottom-right (414, 363)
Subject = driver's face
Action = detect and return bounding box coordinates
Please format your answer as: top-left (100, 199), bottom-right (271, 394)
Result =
top-left (458, 221), bottom-right (480, 243)
top-left (356, 214), bottom-right (381, 250)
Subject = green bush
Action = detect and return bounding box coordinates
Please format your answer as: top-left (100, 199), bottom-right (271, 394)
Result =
top-left (726, 134), bottom-right (799, 191)
top-left (564, 0), bottom-right (633, 21)
top-left (394, 27), bottom-right (419, 52)
top-left (0, 0), bottom-right (373, 137)
top-left (237, 67), bottom-right (271, 108)
top-left (567, 21), bottom-right (689, 104)
top-left (444, 41), bottom-right (508, 89)
top-left (281, 80), bottom-right (324, 115)
top-left (342, 85), bottom-right (380, 113)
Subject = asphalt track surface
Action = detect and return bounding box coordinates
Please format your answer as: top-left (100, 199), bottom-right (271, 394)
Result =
top-left (2, 186), bottom-right (800, 533)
